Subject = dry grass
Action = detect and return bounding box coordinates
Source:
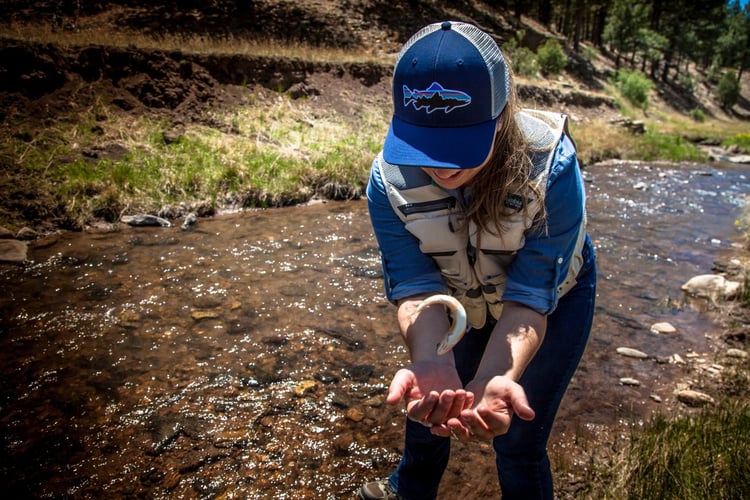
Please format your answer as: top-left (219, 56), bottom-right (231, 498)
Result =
top-left (0, 21), bottom-right (393, 65)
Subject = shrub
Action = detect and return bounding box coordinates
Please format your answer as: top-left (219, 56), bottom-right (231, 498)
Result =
top-left (716, 70), bottom-right (741, 109)
top-left (502, 34), bottom-right (540, 78)
top-left (536, 39), bottom-right (567, 76)
top-left (613, 69), bottom-right (653, 110)
top-left (510, 46), bottom-right (539, 77)
top-left (689, 108), bottom-right (705, 122)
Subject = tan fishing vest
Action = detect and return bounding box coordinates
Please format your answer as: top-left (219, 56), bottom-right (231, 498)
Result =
top-left (378, 109), bottom-right (586, 328)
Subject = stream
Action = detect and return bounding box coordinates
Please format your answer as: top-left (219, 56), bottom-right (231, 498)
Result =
top-left (0, 160), bottom-right (747, 498)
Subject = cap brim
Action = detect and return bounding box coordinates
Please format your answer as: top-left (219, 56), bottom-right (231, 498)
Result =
top-left (382, 115), bottom-right (496, 169)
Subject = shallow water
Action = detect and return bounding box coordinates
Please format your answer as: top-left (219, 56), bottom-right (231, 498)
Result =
top-left (0, 161), bottom-right (747, 498)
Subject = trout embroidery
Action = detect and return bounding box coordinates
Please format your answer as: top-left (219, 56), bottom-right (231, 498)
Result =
top-left (402, 82), bottom-right (471, 113)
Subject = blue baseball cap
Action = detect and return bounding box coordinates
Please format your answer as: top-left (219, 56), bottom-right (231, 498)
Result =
top-left (383, 21), bottom-right (511, 169)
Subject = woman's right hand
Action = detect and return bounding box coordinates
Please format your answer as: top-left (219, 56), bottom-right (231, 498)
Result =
top-left (386, 361), bottom-right (474, 428)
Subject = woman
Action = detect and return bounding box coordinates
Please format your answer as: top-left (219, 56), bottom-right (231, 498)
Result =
top-left (359, 21), bottom-right (597, 500)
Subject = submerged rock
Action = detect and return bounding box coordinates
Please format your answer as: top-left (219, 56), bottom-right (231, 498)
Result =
top-left (616, 347), bottom-right (649, 359)
top-left (650, 322), bottom-right (677, 334)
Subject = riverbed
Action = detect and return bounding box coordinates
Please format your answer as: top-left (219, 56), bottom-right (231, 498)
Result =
top-left (0, 160), bottom-right (747, 498)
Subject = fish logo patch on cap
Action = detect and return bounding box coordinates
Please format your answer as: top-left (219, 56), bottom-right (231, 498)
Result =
top-left (402, 82), bottom-right (471, 114)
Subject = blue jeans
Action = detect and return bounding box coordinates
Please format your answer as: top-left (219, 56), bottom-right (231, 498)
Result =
top-left (388, 236), bottom-right (597, 500)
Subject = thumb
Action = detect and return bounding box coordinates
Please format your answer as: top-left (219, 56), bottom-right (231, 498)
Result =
top-left (510, 391), bottom-right (535, 421)
top-left (386, 368), bottom-right (414, 406)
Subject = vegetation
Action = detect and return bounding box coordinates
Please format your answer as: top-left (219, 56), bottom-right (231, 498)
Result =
top-left (612, 68), bottom-right (654, 109)
top-left (536, 38), bottom-right (568, 76)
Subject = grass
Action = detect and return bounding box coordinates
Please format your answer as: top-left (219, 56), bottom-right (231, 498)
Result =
top-left (614, 402), bottom-right (750, 499)
top-left (1, 21), bottom-right (393, 64)
top-left (5, 90), bottom-right (389, 225)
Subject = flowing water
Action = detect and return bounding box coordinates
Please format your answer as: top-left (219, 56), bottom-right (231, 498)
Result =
top-left (0, 161), bottom-right (747, 498)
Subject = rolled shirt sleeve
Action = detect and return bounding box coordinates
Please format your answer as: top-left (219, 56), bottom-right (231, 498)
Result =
top-left (502, 134), bottom-right (586, 315)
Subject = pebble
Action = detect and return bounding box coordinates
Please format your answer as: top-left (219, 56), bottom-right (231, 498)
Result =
top-left (190, 309), bottom-right (220, 320)
top-left (345, 407), bottom-right (365, 422)
top-left (616, 347), bottom-right (649, 359)
top-left (619, 377), bottom-right (641, 386)
top-left (676, 389), bottom-right (715, 407)
top-left (650, 322), bottom-right (677, 334)
top-left (726, 348), bottom-right (747, 358)
top-left (293, 380), bottom-right (318, 397)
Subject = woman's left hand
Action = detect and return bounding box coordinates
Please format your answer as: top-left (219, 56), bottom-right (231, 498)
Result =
top-left (438, 375), bottom-right (536, 441)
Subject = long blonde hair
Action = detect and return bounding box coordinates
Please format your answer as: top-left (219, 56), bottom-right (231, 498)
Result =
top-left (465, 79), bottom-right (546, 236)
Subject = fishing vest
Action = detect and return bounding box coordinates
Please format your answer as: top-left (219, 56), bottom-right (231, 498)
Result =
top-left (378, 109), bottom-right (587, 328)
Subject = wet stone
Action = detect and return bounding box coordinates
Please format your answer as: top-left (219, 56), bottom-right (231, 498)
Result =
top-left (619, 377), bottom-right (641, 386)
top-left (726, 348), bottom-right (747, 358)
top-left (213, 429), bottom-right (251, 448)
top-left (333, 432), bottom-right (354, 456)
top-left (345, 364), bottom-right (374, 382)
top-left (616, 347), bottom-right (649, 359)
top-left (0, 239), bottom-right (28, 264)
top-left (345, 407), bottom-right (365, 422)
top-left (650, 322), bottom-right (677, 334)
top-left (676, 389), bottom-right (716, 407)
top-left (118, 309), bottom-right (142, 328)
top-left (293, 379), bottom-right (318, 397)
top-left (190, 309), bottom-right (220, 320)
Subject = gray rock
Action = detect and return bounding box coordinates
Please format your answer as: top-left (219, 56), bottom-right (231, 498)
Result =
top-left (616, 347), bottom-right (650, 359)
top-left (676, 389), bottom-right (715, 407)
top-left (619, 377), bottom-right (641, 386)
top-left (0, 239), bottom-right (28, 264)
top-left (121, 214), bottom-right (172, 227)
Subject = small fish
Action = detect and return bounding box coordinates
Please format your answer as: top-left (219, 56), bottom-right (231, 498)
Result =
top-left (402, 82), bottom-right (471, 114)
top-left (413, 294), bottom-right (468, 355)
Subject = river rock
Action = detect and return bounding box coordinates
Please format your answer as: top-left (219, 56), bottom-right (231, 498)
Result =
top-left (181, 212), bottom-right (197, 231)
top-left (345, 407), bottom-right (365, 422)
top-left (15, 227), bottom-right (38, 240)
top-left (619, 377), bottom-right (641, 386)
top-left (121, 214), bottom-right (172, 227)
top-left (681, 274), bottom-right (741, 300)
top-left (0, 226), bottom-right (14, 238)
top-left (0, 239), bottom-right (28, 264)
top-left (650, 322), bottom-right (677, 334)
top-left (676, 389), bottom-right (715, 407)
top-left (616, 347), bottom-right (649, 359)
top-left (293, 379), bottom-right (318, 397)
top-left (190, 309), bottom-right (220, 320)
top-left (726, 348), bottom-right (747, 359)
top-left (669, 353), bottom-right (686, 364)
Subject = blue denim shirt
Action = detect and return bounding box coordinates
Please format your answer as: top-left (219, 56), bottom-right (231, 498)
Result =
top-left (366, 134), bottom-right (586, 316)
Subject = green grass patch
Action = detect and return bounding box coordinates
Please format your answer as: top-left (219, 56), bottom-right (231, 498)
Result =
top-left (722, 133), bottom-right (750, 153)
top-left (628, 130), bottom-right (709, 162)
top-left (29, 95), bottom-right (388, 224)
top-left (617, 401), bottom-right (750, 500)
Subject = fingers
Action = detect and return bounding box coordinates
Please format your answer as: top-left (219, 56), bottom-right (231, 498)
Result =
top-left (457, 396), bottom-right (536, 440)
top-left (385, 368), bottom-right (414, 405)
top-left (429, 389), bottom-right (469, 423)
